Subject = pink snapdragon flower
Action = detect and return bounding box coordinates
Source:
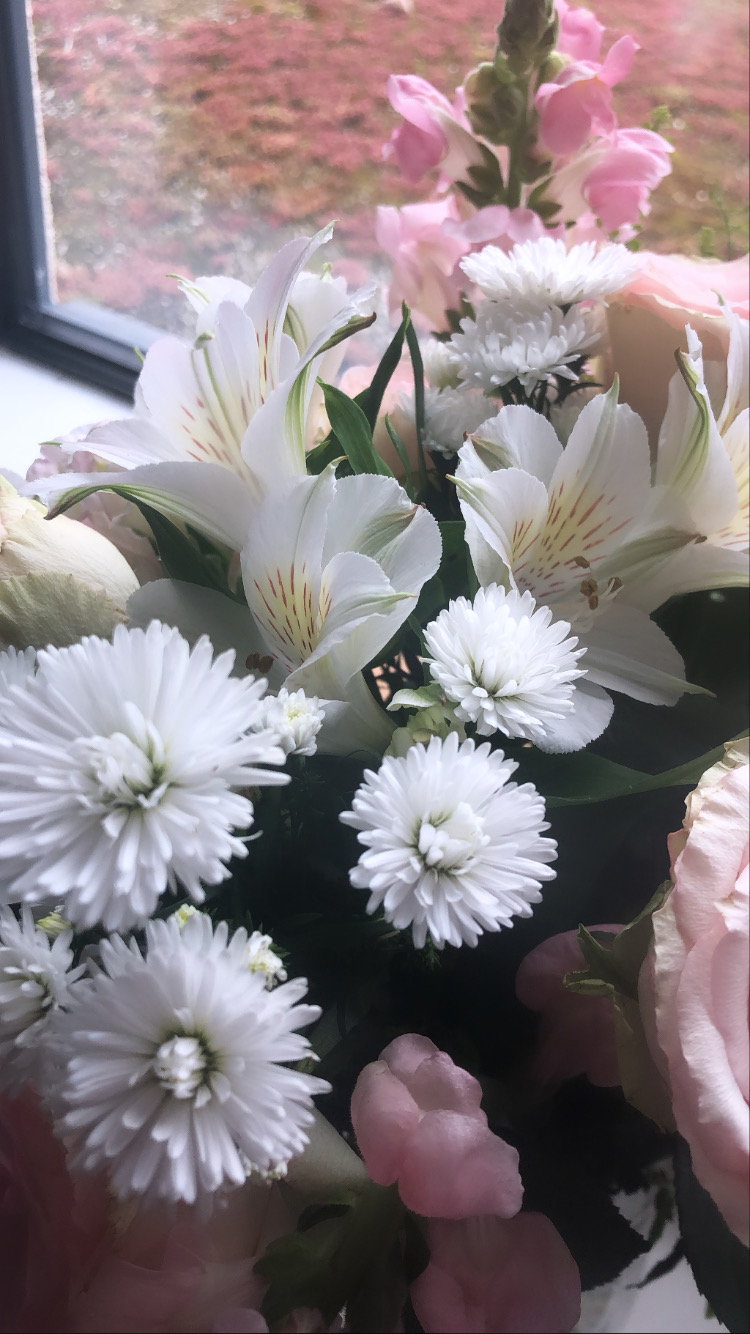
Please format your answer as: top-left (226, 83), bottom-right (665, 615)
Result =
top-left (410, 1213), bottom-right (581, 1334)
top-left (376, 198), bottom-right (469, 329)
top-left (515, 925), bottom-right (624, 1089)
top-left (556, 0), bottom-right (605, 63)
top-left (351, 1034), bottom-right (523, 1219)
top-left (536, 35), bottom-right (639, 156)
top-left (551, 128), bottom-right (673, 232)
top-left (383, 75), bottom-right (485, 187)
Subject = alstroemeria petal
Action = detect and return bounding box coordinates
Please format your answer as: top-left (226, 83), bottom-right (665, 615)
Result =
top-left (243, 223), bottom-right (334, 396)
top-left (456, 467), bottom-right (549, 589)
top-left (324, 473), bottom-right (442, 595)
top-left (466, 406), bottom-right (564, 486)
top-left (581, 602), bottom-right (704, 705)
top-left (620, 541), bottom-right (750, 613)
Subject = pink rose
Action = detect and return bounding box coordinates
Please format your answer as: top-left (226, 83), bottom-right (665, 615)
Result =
top-left (410, 1212), bottom-right (581, 1334)
top-left (556, 0), bottom-right (604, 63)
top-left (0, 1089), bottom-right (111, 1332)
top-left (383, 75), bottom-right (485, 187)
top-left (643, 742), bottom-right (749, 1246)
top-left (515, 924), bottom-right (624, 1089)
top-left (350, 1034), bottom-right (523, 1219)
top-left (376, 198), bottom-right (468, 330)
top-left (535, 36), bottom-right (639, 157)
top-left (606, 250), bottom-right (749, 442)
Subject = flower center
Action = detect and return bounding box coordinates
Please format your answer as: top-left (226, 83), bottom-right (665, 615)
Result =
top-left (153, 1034), bottom-right (209, 1100)
top-left (417, 802), bottom-right (488, 871)
top-left (75, 731), bottom-right (167, 810)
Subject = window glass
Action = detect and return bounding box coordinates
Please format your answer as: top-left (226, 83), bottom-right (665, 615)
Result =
top-left (31, 0), bottom-right (749, 335)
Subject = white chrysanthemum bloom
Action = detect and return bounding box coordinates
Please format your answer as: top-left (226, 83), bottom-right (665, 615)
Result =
top-left (0, 646), bottom-right (36, 698)
top-left (0, 906), bottom-right (83, 1092)
top-left (243, 931), bottom-right (288, 987)
top-left (461, 238), bottom-right (641, 307)
top-left (0, 622), bottom-right (289, 932)
top-left (341, 733), bottom-right (556, 949)
top-left (50, 913), bottom-right (327, 1205)
top-left (424, 586), bottom-right (586, 744)
top-left (258, 687), bottom-right (325, 757)
top-left (423, 388), bottom-right (499, 458)
top-left (449, 300), bottom-right (600, 396)
top-left (422, 337), bottom-right (462, 390)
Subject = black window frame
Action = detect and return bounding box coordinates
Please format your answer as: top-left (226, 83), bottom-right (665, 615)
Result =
top-left (0, 0), bottom-right (159, 400)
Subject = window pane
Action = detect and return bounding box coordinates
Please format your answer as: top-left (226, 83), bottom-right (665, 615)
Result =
top-left (31, 0), bottom-right (749, 336)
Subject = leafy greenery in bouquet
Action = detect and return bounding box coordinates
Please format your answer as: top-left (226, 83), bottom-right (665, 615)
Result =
top-left (0, 2), bottom-right (747, 1331)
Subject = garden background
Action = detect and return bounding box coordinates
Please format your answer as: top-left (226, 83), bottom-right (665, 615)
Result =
top-left (32, 0), bottom-right (749, 334)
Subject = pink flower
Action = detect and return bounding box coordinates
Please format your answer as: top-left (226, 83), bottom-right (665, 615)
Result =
top-left (642, 743), bottom-right (749, 1246)
top-left (515, 924), bottom-right (624, 1089)
top-left (410, 1213), bottom-right (581, 1334)
top-left (443, 205), bottom-right (552, 250)
top-left (550, 128), bottom-right (672, 233)
top-left (383, 75), bottom-right (484, 187)
top-left (556, 0), bottom-right (604, 63)
top-left (0, 1089), bottom-right (111, 1333)
top-left (376, 198), bottom-right (468, 330)
top-left (536, 36), bottom-right (639, 157)
top-left (350, 1034), bottom-right (523, 1220)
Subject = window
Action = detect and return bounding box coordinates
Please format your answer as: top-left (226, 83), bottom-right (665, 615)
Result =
top-left (2, 0), bottom-right (747, 395)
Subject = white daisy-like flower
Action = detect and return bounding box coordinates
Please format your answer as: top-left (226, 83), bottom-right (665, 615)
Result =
top-left (243, 930), bottom-right (288, 987)
top-left (0, 622), bottom-right (289, 933)
top-left (423, 388), bottom-right (499, 458)
top-left (257, 687), bottom-right (325, 757)
top-left (50, 912), bottom-right (328, 1205)
top-left (0, 906), bottom-right (83, 1092)
top-left (449, 300), bottom-right (600, 396)
top-left (461, 238), bottom-right (641, 307)
top-left (0, 646), bottom-right (36, 699)
top-left (341, 733), bottom-right (557, 949)
top-left (424, 586), bottom-right (586, 744)
top-left (422, 337), bottom-right (462, 390)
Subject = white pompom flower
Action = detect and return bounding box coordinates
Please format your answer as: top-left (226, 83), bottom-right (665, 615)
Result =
top-left (0, 906), bottom-right (83, 1092)
top-left (423, 388), bottom-right (499, 458)
top-left (460, 238), bottom-right (641, 307)
top-left (50, 912), bottom-right (328, 1206)
top-left (424, 586), bottom-right (586, 745)
top-left (0, 646), bottom-right (36, 700)
top-left (0, 622), bottom-right (289, 932)
top-left (448, 300), bottom-right (599, 396)
top-left (257, 687), bottom-right (325, 757)
top-left (341, 733), bottom-right (557, 949)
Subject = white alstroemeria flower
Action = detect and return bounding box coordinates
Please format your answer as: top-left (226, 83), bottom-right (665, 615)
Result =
top-left (423, 387), bottom-right (498, 458)
top-left (0, 906), bottom-right (84, 1093)
top-left (617, 313), bottom-right (749, 612)
top-left (341, 733), bottom-right (557, 949)
top-left (240, 466), bottom-right (442, 753)
top-left (0, 623), bottom-right (289, 932)
top-left (448, 300), bottom-right (600, 397)
top-left (461, 238), bottom-right (641, 307)
top-left (29, 226), bottom-right (376, 550)
top-left (455, 388), bottom-right (709, 748)
top-left (424, 585), bottom-right (586, 747)
top-left (50, 914), bottom-right (327, 1205)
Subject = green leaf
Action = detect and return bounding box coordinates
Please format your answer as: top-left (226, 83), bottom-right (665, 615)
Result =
top-left (674, 1137), bottom-right (749, 1333)
top-left (520, 735), bottom-right (748, 807)
top-left (305, 433), bottom-right (346, 475)
top-left (128, 500), bottom-right (231, 595)
top-left (405, 319), bottom-right (429, 495)
top-left (384, 416), bottom-right (415, 498)
top-left (318, 381), bottom-right (393, 477)
top-left (354, 303), bottom-right (411, 431)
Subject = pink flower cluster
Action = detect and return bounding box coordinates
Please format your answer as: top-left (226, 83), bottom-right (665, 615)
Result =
top-left (378, 1), bottom-right (674, 327)
top-left (351, 1034), bottom-right (581, 1333)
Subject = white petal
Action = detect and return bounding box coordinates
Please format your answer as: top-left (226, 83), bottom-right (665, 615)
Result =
top-left (467, 405), bottom-right (564, 485)
top-left (533, 679), bottom-right (614, 754)
top-left (581, 603), bottom-right (704, 705)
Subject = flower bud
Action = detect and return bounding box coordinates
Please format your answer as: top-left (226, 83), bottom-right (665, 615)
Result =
top-left (499, 0), bottom-right (559, 75)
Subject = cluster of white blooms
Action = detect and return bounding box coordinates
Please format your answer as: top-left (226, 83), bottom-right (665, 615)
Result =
top-left (423, 387), bottom-right (498, 458)
top-left (341, 733), bottom-right (557, 950)
top-left (257, 686), bottom-right (326, 757)
top-left (0, 623), bottom-right (289, 933)
top-left (424, 586), bottom-right (586, 745)
top-left (0, 906), bottom-right (83, 1092)
top-left (442, 237), bottom-right (638, 404)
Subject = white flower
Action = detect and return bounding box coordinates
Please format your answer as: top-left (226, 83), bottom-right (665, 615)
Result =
top-left (449, 301), bottom-right (600, 396)
top-left (423, 388), bottom-right (498, 458)
top-left (259, 687), bottom-right (325, 757)
top-left (50, 913), bottom-right (327, 1205)
top-left (0, 646), bottom-right (36, 699)
top-left (341, 733), bottom-right (557, 949)
top-left (422, 338), bottom-right (462, 390)
top-left (0, 906), bottom-right (83, 1092)
top-left (461, 238), bottom-right (641, 307)
top-left (424, 586), bottom-right (586, 745)
top-left (0, 622), bottom-right (289, 933)
top-left (243, 931), bottom-right (288, 986)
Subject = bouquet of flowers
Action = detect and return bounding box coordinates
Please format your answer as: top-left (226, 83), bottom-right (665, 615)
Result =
top-left (1, 2), bottom-right (747, 1330)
